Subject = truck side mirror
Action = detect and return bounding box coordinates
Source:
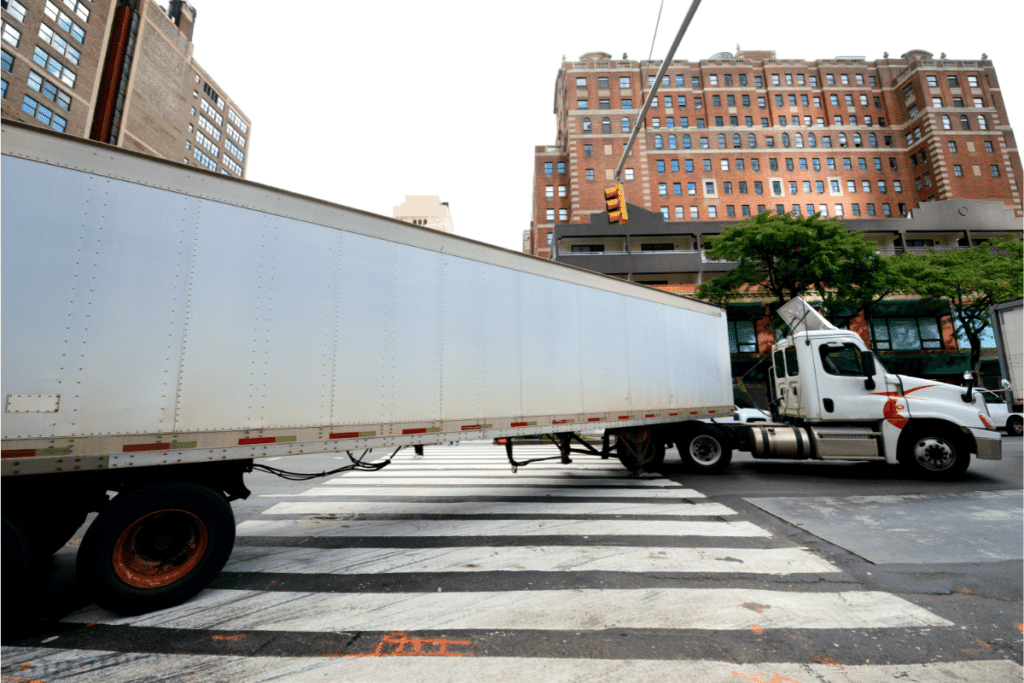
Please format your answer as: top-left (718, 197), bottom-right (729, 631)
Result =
top-left (861, 352), bottom-right (876, 390)
top-left (962, 370), bottom-right (976, 403)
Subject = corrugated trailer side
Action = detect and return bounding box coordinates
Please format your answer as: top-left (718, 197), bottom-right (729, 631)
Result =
top-left (2, 121), bottom-right (732, 614)
top-left (2, 121), bottom-right (731, 478)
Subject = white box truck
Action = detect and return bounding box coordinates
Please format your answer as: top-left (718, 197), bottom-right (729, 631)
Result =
top-left (1, 122), bottom-right (732, 613)
top-left (990, 299), bottom-right (1023, 414)
top-left (1, 123), bottom-right (1002, 614)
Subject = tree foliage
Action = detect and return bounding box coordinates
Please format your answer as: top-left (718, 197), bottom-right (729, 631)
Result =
top-left (898, 236), bottom-right (1023, 373)
top-left (695, 212), bottom-right (905, 323)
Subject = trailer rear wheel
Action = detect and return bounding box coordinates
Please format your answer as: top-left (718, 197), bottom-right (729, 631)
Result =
top-left (898, 425), bottom-right (970, 480)
top-left (616, 429), bottom-right (665, 472)
top-left (1007, 415), bottom-right (1022, 437)
top-left (677, 423), bottom-right (733, 473)
top-left (77, 482), bottom-right (235, 615)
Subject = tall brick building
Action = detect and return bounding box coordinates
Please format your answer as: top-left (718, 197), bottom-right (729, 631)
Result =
top-left (527, 49), bottom-right (1023, 396)
top-left (1, 0), bottom-right (250, 177)
top-left (528, 49), bottom-right (1021, 260)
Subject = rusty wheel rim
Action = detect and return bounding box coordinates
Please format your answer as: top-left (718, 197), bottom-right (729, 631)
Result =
top-left (112, 509), bottom-right (209, 588)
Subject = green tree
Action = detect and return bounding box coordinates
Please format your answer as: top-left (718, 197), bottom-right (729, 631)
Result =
top-left (899, 236), bottom-right (1023, 373)
top-left (696, 211), bottom-right (904, 324)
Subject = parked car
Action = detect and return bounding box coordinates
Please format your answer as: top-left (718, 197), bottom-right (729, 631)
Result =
top-left (705, 405), bottom-right (772, 424)
top-left (979, 389), bottom-right (1023, 436)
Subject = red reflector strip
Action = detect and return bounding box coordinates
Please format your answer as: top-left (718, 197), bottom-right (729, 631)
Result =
top-left (2, 449), bottom-right (37, 459)
top-left (403, 428), bottom-right (427, 435)
top-left (552, 420), bottom-right (566, 424)
top-left (330, 432), bottom-right (359, 440)
top-left (618, 415), bottom-right (630, 420)
top-left (645, 414), bottom-right (655, 418)
top-left (511, 422), bottom-right (528, 428)
top-left (587, 417), bottom-right (601, 422)
top-left (669, 413), bottom-right (678, 416)
top-left (461, 425), bottom-right (481, 431)
top-left (123, 442), bottom-right (171, 453)
top-left (690, 411), bottom-right (699, 415)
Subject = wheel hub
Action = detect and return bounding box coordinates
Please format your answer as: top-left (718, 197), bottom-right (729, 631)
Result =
top-left (112, 509), bottom-right (208, 589)
top-left (913, 436), bottom-right (955, 471)
top-left (691, 435), bottom-right (722, 464)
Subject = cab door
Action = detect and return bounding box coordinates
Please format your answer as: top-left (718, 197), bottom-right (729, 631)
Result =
top-left (813, 340), bottom-right (890, 421)
top-left (774, 344), bottom-right (808, 418)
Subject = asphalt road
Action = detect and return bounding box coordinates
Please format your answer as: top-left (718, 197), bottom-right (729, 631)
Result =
top-left (2, 437), bottom-right (1021, 682)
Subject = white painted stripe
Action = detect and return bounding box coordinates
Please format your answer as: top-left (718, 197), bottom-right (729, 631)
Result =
top-left (65, 587), bottom-right (952, 631)
top-left (6, 647), bottom-right (1017, 683)
top-left (224, 546), bottom-right (840, 575)
top-left (324, 476), bottom-right (676, 487)
top-left (260, 501), bottom-right (736, 516)
top-left (235, 518), bottom-right (771, 538)
top-left (294, 485), bottom-right (704, 499)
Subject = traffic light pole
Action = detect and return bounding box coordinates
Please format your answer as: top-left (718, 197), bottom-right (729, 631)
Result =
top-left (614, 0), bottom-right (704, 184)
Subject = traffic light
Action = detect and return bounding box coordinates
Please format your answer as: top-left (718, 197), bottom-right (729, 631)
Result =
top-left (604, 184), bottom-right (628, 224)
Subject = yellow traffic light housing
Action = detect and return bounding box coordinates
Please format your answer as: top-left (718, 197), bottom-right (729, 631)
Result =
top-left (604, 184), bottom-right (628, 224)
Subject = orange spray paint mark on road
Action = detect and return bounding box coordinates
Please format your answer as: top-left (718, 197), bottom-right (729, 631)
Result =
top-left (750, 625), bottom-right (764, 634)
top-left (339, 632), bottom-right (472, 658)
top-left (212, 635), bottom-right (245, 641)
top-left (731, 673), bottom-right (804, 683)
top-left (812, 655), bottom-right (844, 669)
top-left (1016, 623), bottom-right (1024, 632)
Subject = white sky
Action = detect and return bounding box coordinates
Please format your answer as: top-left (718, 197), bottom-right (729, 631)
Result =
top-left (192, 0), bottom-right (1023, 252)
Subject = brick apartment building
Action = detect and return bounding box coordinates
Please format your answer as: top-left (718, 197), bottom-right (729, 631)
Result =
top-left (1, 0), bottom-right (250, 177)
top-left (528, 49), bottom-right (1022, 394)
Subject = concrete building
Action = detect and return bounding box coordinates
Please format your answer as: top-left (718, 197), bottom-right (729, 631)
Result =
top-left (2, 0), bottom-right (250, 177)
top-left (393, 195), bottom-right (455, 234)
top-left (529, 49), bottom-right (1021, 260)
top-left (529, 49), bottom-right (1023, 398)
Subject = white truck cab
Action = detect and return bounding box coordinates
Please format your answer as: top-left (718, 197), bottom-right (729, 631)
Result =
top-left (707, 298), bottom-right (1003, 479)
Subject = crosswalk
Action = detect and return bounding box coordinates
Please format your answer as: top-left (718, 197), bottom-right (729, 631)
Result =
top-left (3, 442), bottom-right (1020, 682)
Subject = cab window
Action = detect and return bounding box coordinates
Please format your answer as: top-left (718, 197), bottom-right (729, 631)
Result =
top-left (773, 350), bottom-right (785, 377)
top-left (784, 346), bottom-right (799, 376)
top-left (819, 343), bottom-right (863, 376)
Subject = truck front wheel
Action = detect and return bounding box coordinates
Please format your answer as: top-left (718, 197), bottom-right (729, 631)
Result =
top-left (898, 425), bottom-right (970, 480)
top-left (77, 482), bottom-right (235, 615)
top-left (677, 423), bottom-right (733, 473)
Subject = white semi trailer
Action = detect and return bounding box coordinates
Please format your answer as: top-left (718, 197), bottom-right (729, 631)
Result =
top-left (1, 123), bottom-right (1002, 615)
top-left (990, 299), bottom-right (1023, 413)
top-left (1, 122), bottom-right (733, 613)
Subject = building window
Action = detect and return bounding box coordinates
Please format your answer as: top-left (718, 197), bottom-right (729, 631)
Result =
top-left (947, 75), bottom-right (958, 87)
top-left (599, 99), bottom-right (610, 110)
top-left (582, 117), bottom-right (591, 132)
top-left (558, 162), bottom-right (565, 174)
top-left (675, 206), bottom-right (684, 218)
top-left (658, 183), bottom-right (667, 196)
top-left (742, 205), bottom-right (751, 217)
top-left (621, 117), bottom-right (630, 132)
top-left (726, 205), bottom-right (736, 217)
top-left (673, 182), bottom-right (682, 195)
top-left (977, 115), bottom-right (988, 130)
top-left (570, 244), bottom-right (604, 253)
top-left (960, 115), bottom-right (970, 130)
top-left (690, 206), bottom-right (699, 219)
top-left (583, 144), bottom-right (593, 157)
top-left (624, 168), bottom-right (634, 180)
top-left (866, 203), bottom-right (876, 216)
top-left (685, 159), bottom-right (694, 172)
top-left (545, 209), bottom-right (554, 222)
top-left (602, 117), bottom-right (611, 133)
top-left (871, 317), bottom-right (942, 350)
top-left (576, 77), bottom-right (586, 87)
top-left (729, 320), bottom-right (758, 354)
top-left (1, 48), bottom-right (13, 72)
top-left (559, 208), bottom-right (568, 221)
top-left (585, 168), bottom-right (594, 181)
top-left (622, 99), bottom-right (633, 109)
top-left (668, 134), bottom-right (677, 150)
top-left (948, 141), bottom-right (957, 153)
top-left (577, 99), bottom-right (589, 109)
top-left (2, 22), bottom-right (21, 47)
top-left (687, 182), bottom-right (696, 196)
top-left (991, 165), bottom-right (1001, 177)
top-left (544, 162), bottom-right (553, 175)
top-left (671, 160), bottom-right (679, 172)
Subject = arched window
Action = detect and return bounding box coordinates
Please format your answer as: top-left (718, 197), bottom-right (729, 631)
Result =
top-left (654, 134), bottom-right (663, 149)
top-left (582, 117), bottom-right (592, 132)
top-left (732, 133), bottom-right (741, 148)
top-left (853, 133), bottom-right (862, 147)
top-left (717, 133), bottom-right (727, 149)
top-left (977, 114), bottom-right (988, 130)
top-left (683, 134), bottom-right (692, 149)
top-left (668, 134), bottom-right (677, 150)
top-left (808, 132), bottom-right (817, 147)
top-left (960, 114), bottom-right (970, 130)
top-left (839, 132), bottom-right (848, 146)
top-left (602, 117), bottom-right (611, 133)
top-left (621, 117), bottom-right (630, 132)
top-left (781, 132), bottom-right (790, 148)
top-left (700, 137), bottom-right (710, 149)
top-left (747, 132), bottom-right (756, 148)
top-left (868, 132), bottom-right (877, 148)
top-left (795, 132), bottom-right (804, 148)
top-left (941, 115), bottom-right (951, 130)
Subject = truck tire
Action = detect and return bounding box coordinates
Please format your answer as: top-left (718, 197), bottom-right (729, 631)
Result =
top-left (677, 423), bottom-right (733, 473)
top-left (76, 482), bottom-right (235, 615)
top-left (616, 429), bottom-right (665, 472)
top-left (2, 512), bottom-right (32, 599)
top-left (898, 425), bottom-right (971, 480)
top-left (1007, 415), bottom-right (1022, 437)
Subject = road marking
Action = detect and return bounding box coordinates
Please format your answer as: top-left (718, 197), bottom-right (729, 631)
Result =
top-left (293, 485), bottom-right (704, 498)
top-left (4, 648), bottom-right (1019, 683)
top-left (65, 587), bottom-right (952, 631)
top-left (235, 518), bottom-right (771, 538)
top-left (260, 501), bottom-right (736, 516)
top-left (223, 546), bottom-right (840, 575)
top-left (323, 476), bottom-right (680, 487)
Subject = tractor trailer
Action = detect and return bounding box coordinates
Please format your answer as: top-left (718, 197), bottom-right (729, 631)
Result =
top-left (1, 122), bottom-right (1001, 615)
